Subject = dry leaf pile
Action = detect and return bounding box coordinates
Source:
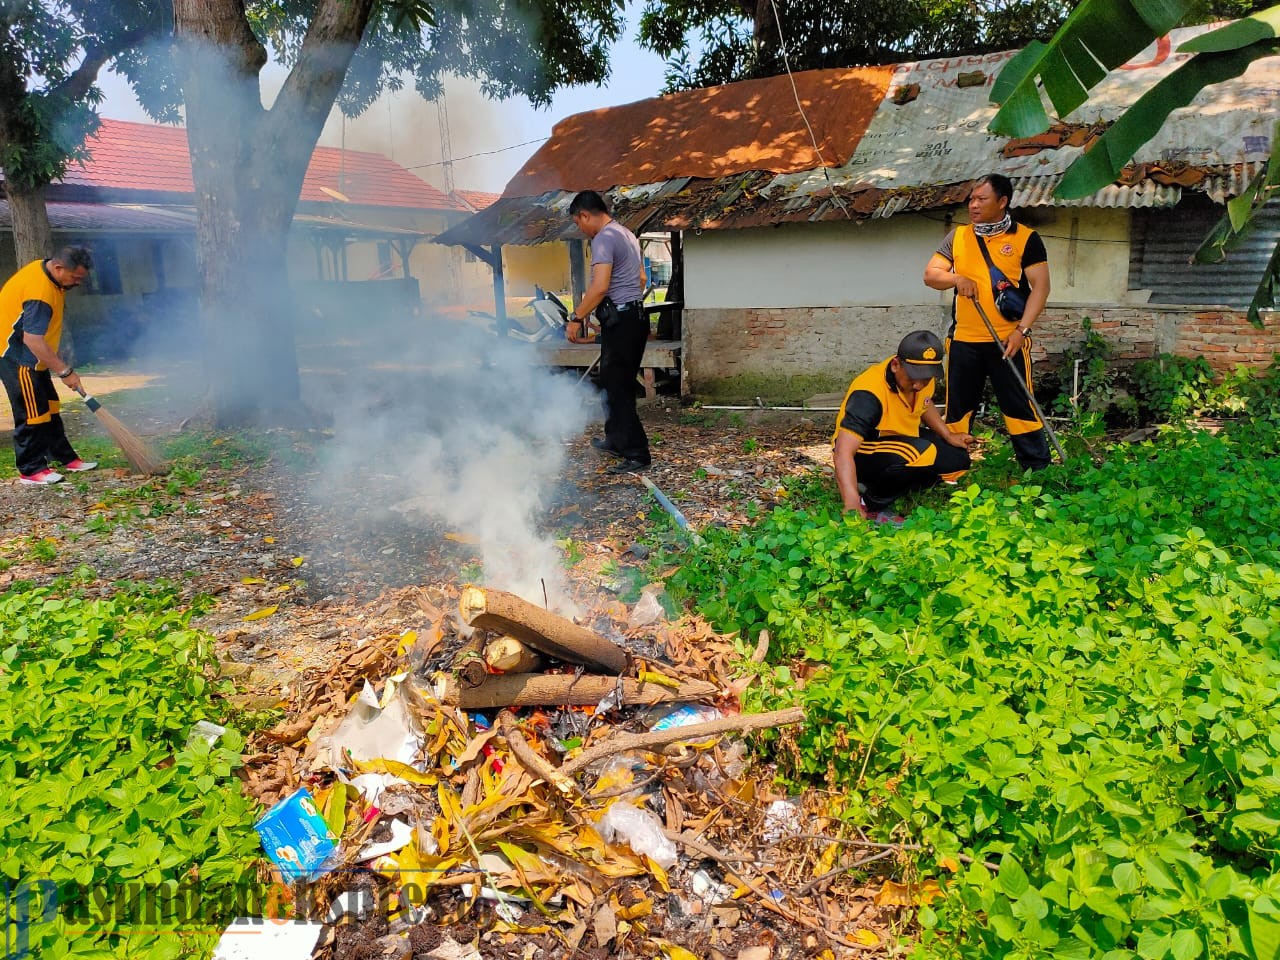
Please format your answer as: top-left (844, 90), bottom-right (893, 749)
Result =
top-left (237, 587), bottom-right (920, 960)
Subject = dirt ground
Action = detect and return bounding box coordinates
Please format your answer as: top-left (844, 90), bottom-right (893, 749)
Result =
top-left (0, 363), bottom-right (911, 959)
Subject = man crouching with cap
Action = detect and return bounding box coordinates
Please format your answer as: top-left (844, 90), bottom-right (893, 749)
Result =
top-left (832, 330), bottom-right (975, 522)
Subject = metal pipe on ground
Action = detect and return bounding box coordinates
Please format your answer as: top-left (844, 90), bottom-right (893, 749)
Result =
top-left (639, 475), bottom-right (703, 546)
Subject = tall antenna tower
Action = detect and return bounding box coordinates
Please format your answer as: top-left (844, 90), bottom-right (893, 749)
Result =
top-left (436, 93), bottom-right (456, 196)
top-left (436, 90), bottom-right (461, 302)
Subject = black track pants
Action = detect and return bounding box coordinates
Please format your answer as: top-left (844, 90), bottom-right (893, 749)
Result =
top-left (944, 337), bottom-right (1050, 471)
top-left (0, 359), bottom-right (78, 475)
top-left (855, 429), bottom-right (971, 511)
top-left (598, 303), bottom-right (650, 462)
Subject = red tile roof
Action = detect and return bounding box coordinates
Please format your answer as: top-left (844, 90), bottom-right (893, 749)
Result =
top-left (452, 189), bottom-right (500, 211)
top-left (59, 118), bottom-right (465, 211)
top-left (503, 65), bottom-right (897, 198)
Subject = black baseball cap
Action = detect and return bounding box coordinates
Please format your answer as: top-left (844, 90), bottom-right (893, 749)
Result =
top-left (897, 330), bottom-right (945, 380)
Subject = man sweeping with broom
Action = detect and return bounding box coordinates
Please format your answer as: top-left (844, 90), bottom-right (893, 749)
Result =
top-left (0, 246), bottom-right (98, 485)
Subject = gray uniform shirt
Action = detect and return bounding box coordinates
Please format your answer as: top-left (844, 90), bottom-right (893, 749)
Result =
top-left (591, 220), bottom-right (644, 304)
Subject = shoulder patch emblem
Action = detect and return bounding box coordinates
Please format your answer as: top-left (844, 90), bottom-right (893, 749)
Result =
top-left (1000, 243), bottom-right (1015, 256)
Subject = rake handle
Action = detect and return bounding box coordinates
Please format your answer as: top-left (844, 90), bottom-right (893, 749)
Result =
top-left (967, 297), bottom-right (1068, 464)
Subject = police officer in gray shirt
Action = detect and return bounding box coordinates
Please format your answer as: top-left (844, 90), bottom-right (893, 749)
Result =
top-left (567, 190), bottom-right (651, 474)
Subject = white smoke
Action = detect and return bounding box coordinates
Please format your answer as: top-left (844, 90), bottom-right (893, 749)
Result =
top-left (312, 314), bottom-right (595, 610)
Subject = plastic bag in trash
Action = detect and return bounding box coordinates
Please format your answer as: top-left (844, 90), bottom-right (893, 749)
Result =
top-left (595, 802), bottom-right (678, 868)
top-left (254, 788), bottom-right (339, 882)
top-left (761, 798), bottom-right (803, 843)
top-left (628, 588), bottom-right (666, 629)
top-left (648, 703), bottom-right (721, 731)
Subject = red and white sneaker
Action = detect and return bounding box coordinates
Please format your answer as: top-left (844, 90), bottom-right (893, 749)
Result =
top-left (870, 510), bottom-right (907, 528)
top-left (18, 468), bottom-right (64, 485)
top-left (62, 458), bottom-right (98, 472)
top-left (861, 498), bottom-right (905, 527)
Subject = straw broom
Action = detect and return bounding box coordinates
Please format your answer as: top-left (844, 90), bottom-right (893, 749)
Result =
top-left (71, 385), bottom-right (168, 476)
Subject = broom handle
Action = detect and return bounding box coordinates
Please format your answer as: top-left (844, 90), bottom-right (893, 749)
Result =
top-left (968, 297), bottom-right (1067, 464)
top-left (69, 383), bottom-right (103, 413)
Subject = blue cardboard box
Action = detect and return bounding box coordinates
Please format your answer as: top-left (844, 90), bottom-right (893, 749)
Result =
top-left (254, 787), bottom-right (338, 882)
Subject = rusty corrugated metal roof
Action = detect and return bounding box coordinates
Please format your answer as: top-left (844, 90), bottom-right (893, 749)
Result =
top-left (437, 25), bottom-right (1278, 248)
top-left (505, 66), bottom-right (896, 198)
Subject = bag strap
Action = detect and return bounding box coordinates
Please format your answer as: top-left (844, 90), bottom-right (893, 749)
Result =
top-left (973, 231), bottom-right (1018, 294)
top-left (974, 232), bottom-right (1004, 280)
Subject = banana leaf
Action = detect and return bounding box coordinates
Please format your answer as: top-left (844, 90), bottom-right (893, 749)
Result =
top-left (1179, 5), bottom-right (1280, 51)
top-left (1244, 240), bottom-right (1280, 327)
top-left (1194, 126), bottom-right (1280, 263)
top-left (1189, 119), bottom-right (1280, 328)
top-left (990, 0), bottom-right (1198, 138)
top-left (1054, 41), bottom-right (1280, 199)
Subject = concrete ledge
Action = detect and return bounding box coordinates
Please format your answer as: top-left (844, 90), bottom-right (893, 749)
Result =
top-left (536, 340), bottom-right (682, 368)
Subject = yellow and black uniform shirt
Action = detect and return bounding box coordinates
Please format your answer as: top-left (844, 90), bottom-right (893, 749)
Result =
top-left (832, 357), bottom-right (934, 445)
top-left (936, 224), bottom-right (1047, 343)
top-left (1, 260), bottom-right (66, 369)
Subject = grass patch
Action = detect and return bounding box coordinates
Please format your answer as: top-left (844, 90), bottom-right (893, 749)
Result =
top-left (696, 372), bottom-right (849, 405)
top-left (667, 414), bottom-right (1280, 959)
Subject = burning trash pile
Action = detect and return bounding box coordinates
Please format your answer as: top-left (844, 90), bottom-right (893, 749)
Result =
top-left (234, 583), bottom-right (904, 959)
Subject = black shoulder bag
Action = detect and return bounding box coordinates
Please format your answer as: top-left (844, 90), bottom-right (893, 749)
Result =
top-left (974, 231), bottom-right (1029, 322)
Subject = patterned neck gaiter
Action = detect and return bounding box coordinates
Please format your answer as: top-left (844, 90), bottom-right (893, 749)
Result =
top-left (973, 214), bottom-right (1013, 237)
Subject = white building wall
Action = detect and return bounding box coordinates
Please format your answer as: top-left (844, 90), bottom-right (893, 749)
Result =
top-left (681, 209), bottom-right (1134, 392)
top-left (684, 210), bottom-right (1131, 310)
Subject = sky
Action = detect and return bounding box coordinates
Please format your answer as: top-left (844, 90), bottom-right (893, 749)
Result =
top-left (93, 4), bottom-right (671, 197)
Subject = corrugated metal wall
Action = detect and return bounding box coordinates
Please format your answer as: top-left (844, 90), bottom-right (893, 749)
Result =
top-left (1129, 197), bottom-right (1280, 306)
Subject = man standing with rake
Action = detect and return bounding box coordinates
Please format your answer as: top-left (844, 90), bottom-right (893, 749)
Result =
top-left (0, 246), bottom-right (98, 485)
top-left (924, 174), bottom-right (1052, 471)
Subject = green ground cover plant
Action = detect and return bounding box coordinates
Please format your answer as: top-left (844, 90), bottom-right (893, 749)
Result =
top-left (668, 411), bottom-right (1280, 958)
top-left (0, 579), bottom-right (261, 958)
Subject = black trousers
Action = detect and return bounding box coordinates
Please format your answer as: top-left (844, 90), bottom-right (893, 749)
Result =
top-left (597, 302), bottom-right (650, 463)
top-left (856, 429), bottom-right (971, 510)
top-left (944, 337), bottom-right (1051, 471)
top-left (0, 360), bottom-right (78, 475)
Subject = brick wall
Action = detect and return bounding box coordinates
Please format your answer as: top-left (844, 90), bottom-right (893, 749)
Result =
top-left (1030, 305), bottom-right (1280, 369)
top-left (685, 305), bottom-right (936, 391)
top-left (685, 303), bottom-right (1280, 394)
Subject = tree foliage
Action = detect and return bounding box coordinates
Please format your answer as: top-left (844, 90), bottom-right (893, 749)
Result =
top-left (0, 0), bottom-right (164, 260)
top-left (639, 0), bottom-right (1279, 92)
top-left (114, 0), bottom-right (625, 122)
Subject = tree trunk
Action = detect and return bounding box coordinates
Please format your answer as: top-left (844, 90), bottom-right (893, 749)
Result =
top-left (8, 183), bottom-right (53, 266)
top-left (752, 0), bottom-right (779, 62)
top-left (172, 0), bottom-right (376, 427)
top-left (8, 184), bottom-right (67, 361)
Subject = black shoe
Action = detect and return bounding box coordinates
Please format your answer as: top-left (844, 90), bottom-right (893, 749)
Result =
top-left (608, 458), bottom-right (650, 475)
top-left (591, 437), bottom-right (624, 459)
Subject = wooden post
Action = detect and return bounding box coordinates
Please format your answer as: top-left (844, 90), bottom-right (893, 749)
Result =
top-left (568, 240), bottom-right (587, 308)
top-left (491, 244), bottom-right (506, 327)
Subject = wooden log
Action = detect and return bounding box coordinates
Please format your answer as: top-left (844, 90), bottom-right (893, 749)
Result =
top-left (451, 629), bottom-right (488, 688)
top-left (436, 673), bottom-right (719, 709)
top-left (459, 585), bottom-right (629, 674)
top-left (560, 706), bottom-right (805, 778)
top-left (498, 710), bottom-right (578, 795)
top-left (484, 635), bottom-right (544, 673)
